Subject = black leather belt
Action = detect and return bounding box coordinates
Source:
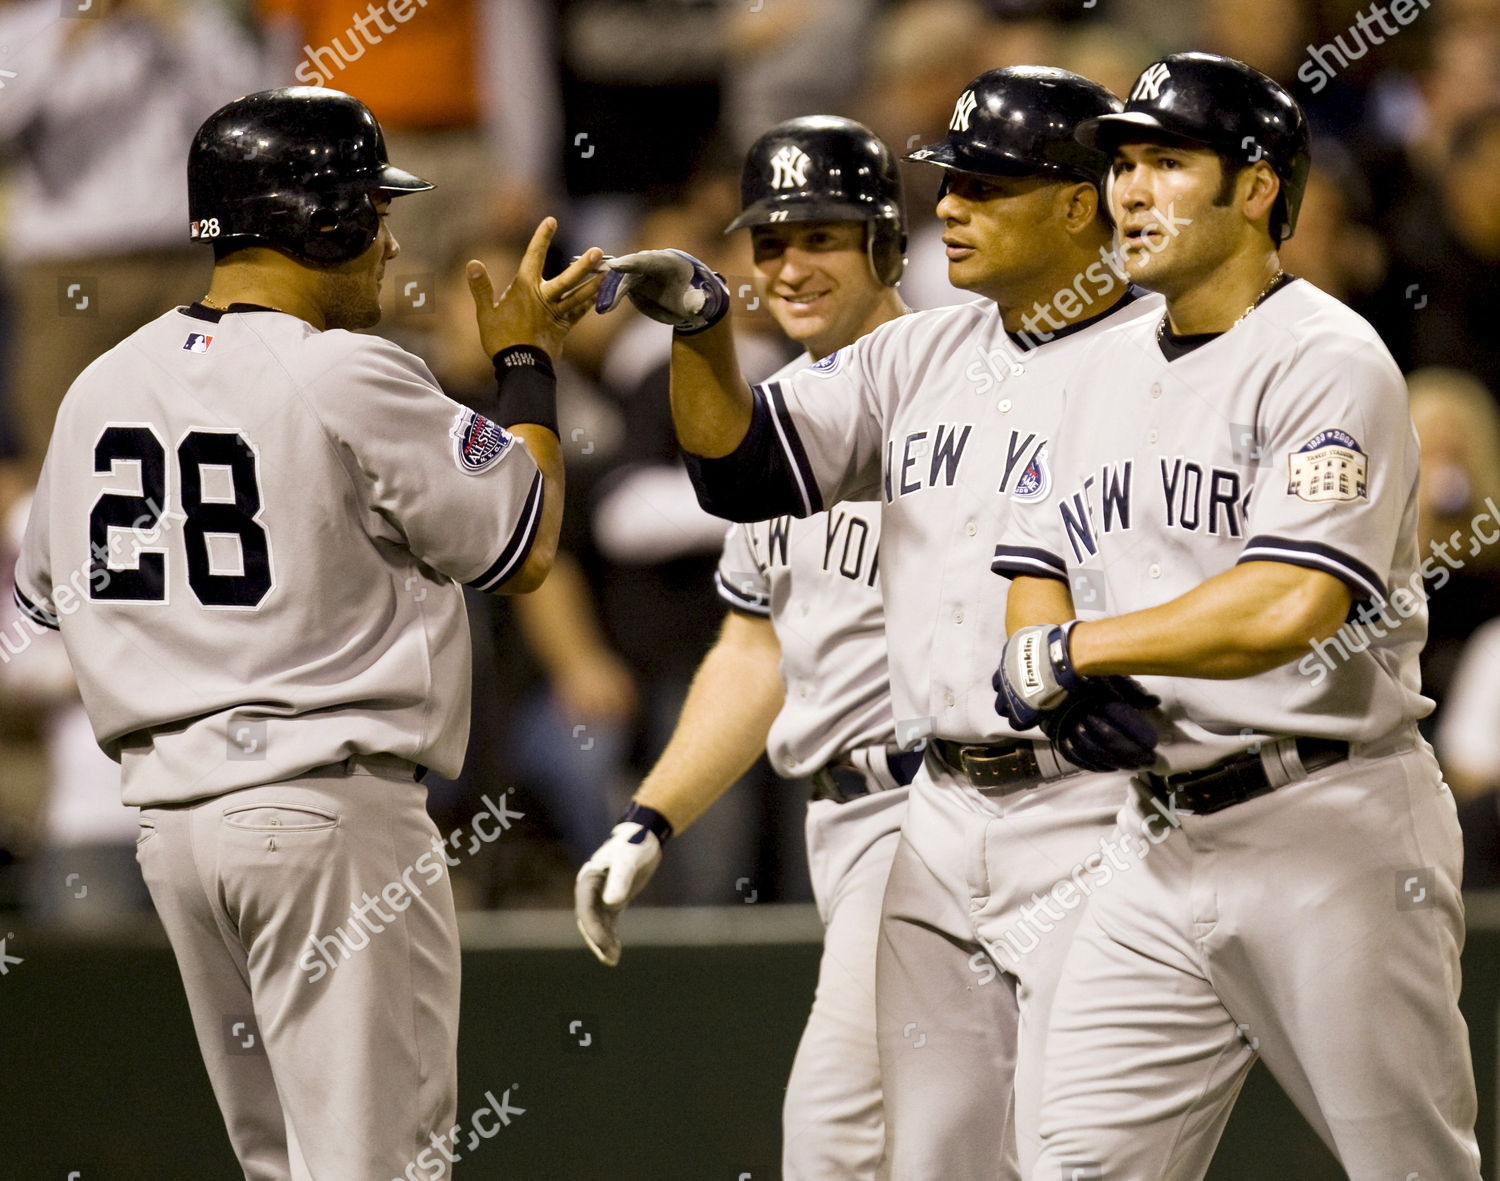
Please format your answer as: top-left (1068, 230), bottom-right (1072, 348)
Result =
top-left (1141, 737), bottom-right (1350, 815)
top-left (929, 738), bottom-right (1043, 790)
top-left (810, 747), bottom-right (925, 804)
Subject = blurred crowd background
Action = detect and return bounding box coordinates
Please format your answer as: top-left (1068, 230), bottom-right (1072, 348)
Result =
top-left (2, 0), bottom-right (1499, 926)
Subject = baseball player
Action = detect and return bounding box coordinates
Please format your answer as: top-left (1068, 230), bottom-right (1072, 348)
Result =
top-left (13, 87), bottom-right (603, 1178)
top-left (575, 115), bottom-right (914, 1178)
top-left (992, 53), bottom-right (1482, 1179)
top-left (593, 69), bottom-right (1167, 1178)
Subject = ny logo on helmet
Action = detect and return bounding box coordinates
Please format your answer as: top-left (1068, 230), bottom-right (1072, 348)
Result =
top-left (769, 145), bottom-right (812, 190)
top-left (1131, 63), bottom-right (1172, 103)
top-left (950, 90), bottom-right (978, 133)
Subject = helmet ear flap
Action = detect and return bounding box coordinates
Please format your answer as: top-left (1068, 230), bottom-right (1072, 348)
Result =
top-left (867, 220), bottom-right (906, 287)
top-left (299, 191), bottom-right (379, 265)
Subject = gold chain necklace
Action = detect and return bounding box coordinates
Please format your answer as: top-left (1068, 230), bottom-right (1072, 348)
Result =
top-left (1157, 269), bottom-right (1285, 342)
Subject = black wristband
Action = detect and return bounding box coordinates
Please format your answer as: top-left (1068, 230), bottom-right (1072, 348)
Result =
top-left (492, 346), bottom-right (559, 436)
top-left (620, 801), bottom-right (673, 845)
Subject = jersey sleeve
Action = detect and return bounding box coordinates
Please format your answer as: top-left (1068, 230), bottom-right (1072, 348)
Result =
top-left (713, 523), bottom-right (770, 617)
top-left (13, 476), bottom-right (59, 631)
top-left (308, 337), bottom-right (544, 593)
top-left (1234, 342), bottom-right (1410, 608)
top-left (684, 338), bottom-right (888, 521)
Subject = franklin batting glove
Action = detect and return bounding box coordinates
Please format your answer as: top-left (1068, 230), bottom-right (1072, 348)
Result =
top-left (594, 249), bottom-right (730, 334)
top-left (1042, 676), bottom-right (1161, 771)
top-left (574, 802), bottom-right (673, 967)
top-left (995, 621), bottom-right (1084, 731)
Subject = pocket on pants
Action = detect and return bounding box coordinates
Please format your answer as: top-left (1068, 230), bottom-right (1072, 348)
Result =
top-left (135, 819), bottom-right (158, 848)
top-left (223, 803), bottom-right (340, 832)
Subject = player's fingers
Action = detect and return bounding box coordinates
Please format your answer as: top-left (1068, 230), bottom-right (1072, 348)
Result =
top-left (465, 260), bottom-right (496, 310)
top-left (546, 247), bottom-right (605, 299)
top-left (595, 269), bottom-right (631, 315)
top-left (554, 276), bottom-right (604, 323)
top-left (600, 859), bottom-right (638, 909)
top-left (517, 216), bottom-right (558, 282)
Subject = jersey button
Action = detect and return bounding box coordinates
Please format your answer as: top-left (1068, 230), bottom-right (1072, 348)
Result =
top-left (1150, 382), bottom-right (1163, 398)
top-left (954, 610), bottom-right (964, 624)
top-left (944, 691), bottom-right (956, 708)
top-left (1147, 429), bottom-right (1159, 444)
top-left (965, 521), bottom-right (977, 537)
top-left (997, 399), bottom-right (1012, 413)
top-left (1148, 563), bottom-right (1162, 579)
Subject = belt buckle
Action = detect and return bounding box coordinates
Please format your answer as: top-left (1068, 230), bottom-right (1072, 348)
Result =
top-left (960, 743), bottom-right (1038, 789)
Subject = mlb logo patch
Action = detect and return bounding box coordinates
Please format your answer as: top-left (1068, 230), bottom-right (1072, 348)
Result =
top-left (183, 333), bottom-right (214, 353)
top-left (450, 409), bottom-right (513, 474)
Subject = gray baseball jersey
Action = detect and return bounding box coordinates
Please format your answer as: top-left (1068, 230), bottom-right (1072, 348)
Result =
top-left (715, 363), bottom-right (892, 779)
top-left (15, 303), bottom-right (544, 807)
top-left (993, 278), bottom-right (1429, 769)
top-left (736, 292), bottom-right (1160, 747)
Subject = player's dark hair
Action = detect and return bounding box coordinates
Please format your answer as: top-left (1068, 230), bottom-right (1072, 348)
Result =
top-left (1209, 150), bottom-right (1289, 244)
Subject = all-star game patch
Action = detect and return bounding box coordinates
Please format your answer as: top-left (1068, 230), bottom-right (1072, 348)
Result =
top-left (450, 409), bottom-right (514, 474)
top-left (1013, 443), bottom-right (1051, 501)
top-left (1288, 429), bottom-right (1367, 503)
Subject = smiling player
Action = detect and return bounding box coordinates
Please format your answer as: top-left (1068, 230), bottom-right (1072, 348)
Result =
top-left (992, 53), bottom-right (1483, 1179)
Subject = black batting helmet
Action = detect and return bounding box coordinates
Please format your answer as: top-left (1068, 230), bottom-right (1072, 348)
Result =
top-left (906, 66), bottom-right (1121, 186)
top-left (725, 116), bottom-right (907, 287)
top-left (1077, 52), bottom-right (1312, 241)
top-left (188, 87), bottom-right (433, 266)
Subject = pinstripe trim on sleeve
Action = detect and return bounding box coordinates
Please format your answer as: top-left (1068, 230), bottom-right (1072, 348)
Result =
top-left (713, 569), bottom-right (771, 617)
top-left (760, 381), bottom-right (823, 518)
top-left (14, 584), bottom-right (60, 630)
top-left (467, 470), bottom-right (545, 593)
top-left (1236, 535), bottom-right (1385, 605)
top-left (991, 544), bottom-right (1070, 583)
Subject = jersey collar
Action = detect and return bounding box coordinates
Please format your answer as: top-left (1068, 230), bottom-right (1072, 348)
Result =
top-left (1155, 273), bottom-right (1298, 362)
top-left (1006, 285), bottom-right (1147, 353)
top-left (182, 301), bottom-right (284, 323)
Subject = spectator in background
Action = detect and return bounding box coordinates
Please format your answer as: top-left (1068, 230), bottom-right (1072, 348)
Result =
top-left (0, 0), bottom-right (264, 477)
top-left (259, 0), bottom-right (561, 286)
top-left (1277, 140), bottom-right (1385, 317)
top-left (556, 0), bottom-right (727, 253)
top-left (859, 0), bottom-right (995, 311)
top-left (723, 0), bottom-right (882, 152)
top-left (1409, 368), bottom-right (1500, 729)
top-left (1380, 106), bottom-right (1500, 394)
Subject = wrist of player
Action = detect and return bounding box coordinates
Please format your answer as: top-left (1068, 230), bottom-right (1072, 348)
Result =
top-left (492, 345), bottom-right (559, 436)
top-left (995, 620), bottom-right (1084, 730)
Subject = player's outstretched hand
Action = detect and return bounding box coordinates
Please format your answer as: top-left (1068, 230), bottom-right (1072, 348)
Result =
top-left (1040, 677), bottom-right (1161, 772)
top-left (467, 216), bottom-right (604, 361)
top-left (574, 818), bottom-right (665, 967)
top-left (994, 622), bottom-right (1084, 730)
top-left (594, 249), bottom-right (730, 334)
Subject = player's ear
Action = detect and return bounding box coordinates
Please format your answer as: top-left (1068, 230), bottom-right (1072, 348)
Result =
top-left (1059, 180), bottom-right (1099, 235)
top-left (1241, 161), bottom-right (1281, 228)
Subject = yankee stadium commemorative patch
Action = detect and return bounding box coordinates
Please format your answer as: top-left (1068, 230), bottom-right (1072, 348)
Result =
top-left (1013, 444), bottom-right (1051, 501)
top-left (1287, 429), bottom-right (1367, 503)
top-left (450, 409), bottom-right (514, 474)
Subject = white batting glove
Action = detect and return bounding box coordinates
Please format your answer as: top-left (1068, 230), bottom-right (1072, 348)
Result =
top-left (593, 249), bottom-right (729, 334)
top-left (574, 803), bottom-right (674, 966)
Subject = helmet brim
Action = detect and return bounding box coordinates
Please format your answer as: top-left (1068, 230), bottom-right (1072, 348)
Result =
top-left (1076, 111), bottom-right (1206, 153)
top-left (903, 139), bottom-right (1091, 181)
top-left (724, 198), bottom-right (900, 235)
top-left (378, 163), bottom-right (435, 194)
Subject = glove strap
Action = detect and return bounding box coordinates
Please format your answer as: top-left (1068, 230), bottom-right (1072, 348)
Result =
top-left (620, 801), bottom-right (673, 845)
top-left (672, 270), bottom-right (731, 337)
top-left (1049, 619), bottom-right (1083, 691)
